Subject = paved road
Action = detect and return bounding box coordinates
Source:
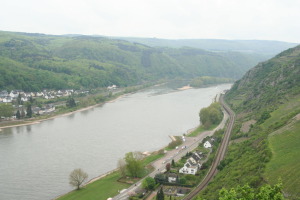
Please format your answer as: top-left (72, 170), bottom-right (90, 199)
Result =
top-left (112, 104), bottom-right (229, 200)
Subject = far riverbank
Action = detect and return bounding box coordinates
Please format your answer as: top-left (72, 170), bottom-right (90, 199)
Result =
top-left (0, 94), bottom-right (128, 131)
top-left (0, 83), bottom-right (193, 131)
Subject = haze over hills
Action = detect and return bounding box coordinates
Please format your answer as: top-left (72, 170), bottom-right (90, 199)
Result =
top-left (0, 31), bottom-right (296, 92)
top-left (198, 44), bottom-right (300, 199)
top-left (111, 36), bottom-right (297, 55)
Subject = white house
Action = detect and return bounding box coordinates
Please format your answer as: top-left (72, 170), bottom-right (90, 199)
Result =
top-left (168, 173), bottom-right (178, 183)
top-left (179, 163), bottom-right (199, 175)
top-left (21, 97), bottom-right (28, 102)
top-left (204, 141), bottom-right (212, 148)
top-left (9, 91), bottom-right (19, 98)
top-left (3, 96), bottom-right (12, 103)
top-left (107, 85), bottom-right (117, 90)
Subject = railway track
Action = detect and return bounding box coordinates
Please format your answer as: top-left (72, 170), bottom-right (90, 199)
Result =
top-left (183, 95), bottom-right (235, 200)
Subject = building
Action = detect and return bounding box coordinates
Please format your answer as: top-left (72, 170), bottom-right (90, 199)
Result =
top-left (179, 152), bottom-right (202, 175)
top-left (204, 141), bottom-right (212, 148)
top-left (179, 163), bottom-right (199, 175)
top-left (167, 173), bottom-right (178, 183)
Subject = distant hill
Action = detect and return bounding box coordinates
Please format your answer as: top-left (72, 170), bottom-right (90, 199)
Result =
top-left (111, 37), bottom-right (297, 56)
top-left (198, 45), bottom-right (300, 199)
top-left (0, 31), bottom-right (294, 91)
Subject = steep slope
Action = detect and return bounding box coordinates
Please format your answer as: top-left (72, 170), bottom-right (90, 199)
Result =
top-left (197, 45), bottom-right (300, 199)
top-left (0, 31), bottom-right (285, 91)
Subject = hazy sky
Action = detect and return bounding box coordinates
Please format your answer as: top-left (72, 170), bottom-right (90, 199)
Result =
top-left (1, 0), bottom-right (299, 42)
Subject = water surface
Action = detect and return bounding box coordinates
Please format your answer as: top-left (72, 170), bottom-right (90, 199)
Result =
top-left (0, 84), bottom-right (231, 200)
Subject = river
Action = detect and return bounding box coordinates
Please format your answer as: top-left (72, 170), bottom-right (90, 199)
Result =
top-left (0, 84), bottom-right (231, 200)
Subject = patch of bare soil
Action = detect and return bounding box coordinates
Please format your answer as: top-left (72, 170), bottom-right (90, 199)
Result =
top-left (240, 119), bottom-right (256, 133)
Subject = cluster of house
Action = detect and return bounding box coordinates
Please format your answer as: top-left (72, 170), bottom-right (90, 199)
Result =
top-left (12, 104), bottom-right (56, 117)
top-left (179, 151), bottom-right (203, 175)
top-left (0, 89), bottom-right (89, 103)
top-left (32, 104), bottom-right (56, 115)
top-left (178, 140), bottom-right (213, 175)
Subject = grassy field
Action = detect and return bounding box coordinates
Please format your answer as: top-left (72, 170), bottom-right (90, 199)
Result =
top-left (265, 120), bottom-right (300, 198)
top-left (57, 171), bottom-right (130, 200)
top-left (143, 153), bottom-right (164, 165)
top-left (187, 124), bottom-right (217, 137)
top-left (262, 95), bottom-right (300, 129)
top-left (263, 96), bottom-right (300, 198)
top-left (57, 153), bottom-right (164, 200)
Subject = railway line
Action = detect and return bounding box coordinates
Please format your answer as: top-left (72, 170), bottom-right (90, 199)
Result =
top-left (183, 95), bottom-right (235, 200)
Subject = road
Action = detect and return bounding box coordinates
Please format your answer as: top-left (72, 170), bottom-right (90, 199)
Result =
top-left (112, 95), bottom-right (231, 200)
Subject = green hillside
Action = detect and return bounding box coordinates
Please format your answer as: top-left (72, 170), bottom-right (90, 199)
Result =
top-left (197, 45), bottom-right (300, 199)
top-left (0, 31), bottom-right (281, 91)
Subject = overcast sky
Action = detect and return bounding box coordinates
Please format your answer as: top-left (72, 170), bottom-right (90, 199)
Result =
top-left (1, 0), bottom-right (299, 43)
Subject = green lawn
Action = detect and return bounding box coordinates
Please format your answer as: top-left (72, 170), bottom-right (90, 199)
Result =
top-left (57, 171), bottom-right (129, 200)
top-left (143, 153), bottom-right (164, 165)
top-left (187, 124), bottom-right (217, 137)
top-left (57, 153), bottom-right (164, 200)
top-left (265, 120), bottom-right (300, 198)
top-left (262, 95), bottom-right (300, 129)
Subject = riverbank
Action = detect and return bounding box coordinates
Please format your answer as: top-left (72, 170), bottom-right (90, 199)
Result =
top-left (0, 81), bottom-right (166, 131)
top-left (0, 93), bottom-right (129, 131)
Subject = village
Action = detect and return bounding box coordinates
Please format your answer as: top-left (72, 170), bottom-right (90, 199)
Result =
top-left (0, 89), bottom-right (88, 119)
top-left (0, 86), bottom-right (120, 120)
top-left (128, 136), bottom-right (216, 199)
top-left (159, 138), bottom-right (213, 198)
top-left (0, 89), bottom-right (90, 103)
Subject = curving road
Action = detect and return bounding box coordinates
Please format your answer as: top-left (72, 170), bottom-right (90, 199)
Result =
top-left (113, 94), bottom-right (234, 200)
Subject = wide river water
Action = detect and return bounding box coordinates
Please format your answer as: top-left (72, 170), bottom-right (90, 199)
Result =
top-left (0, 84), bottom-right (231, 200)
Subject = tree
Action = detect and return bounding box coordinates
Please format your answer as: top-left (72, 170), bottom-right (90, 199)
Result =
top-left (199, 102), bottom-right (223, 128)
top-left (179, 177), bottom-right (186, 184)
top-left (16, 110), bottom-right (21, 119)
top-left (156, 187), bottom-right (164, 200)
top-left (166, 163), bottom-right (171, 172)
top-left (118, 158), bottom-right (126, 177)
top-left (29, 96), bottom-right (34, 104)
top-left (0, 104), bottom-right (14, 119)
top-left (142, 177), bottom-right (156, 191)
top-left (125, 152), bottom-right (143, 178)
top-left (66, 96), bottom-right (76, 108)
top-left (17, 93), bottom-right (22, 105)
top-left (154, 173), bottom-right (166, 183)
top-left (218, 182), bottom-right (284, 200)
top-left (69, 168), bottom-right (88, 190)
top-left (26, 104), bottom-right (32, 118)
top-left (21, 108), bottom-right (26, 118)
top-left (171, 159), bottom-right (175, 167)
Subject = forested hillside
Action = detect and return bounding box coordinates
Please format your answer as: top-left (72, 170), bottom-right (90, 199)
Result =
top-left (197, 45), bottom-right (300, 199)
top-left (0, 31), bottom-right (283, 91)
